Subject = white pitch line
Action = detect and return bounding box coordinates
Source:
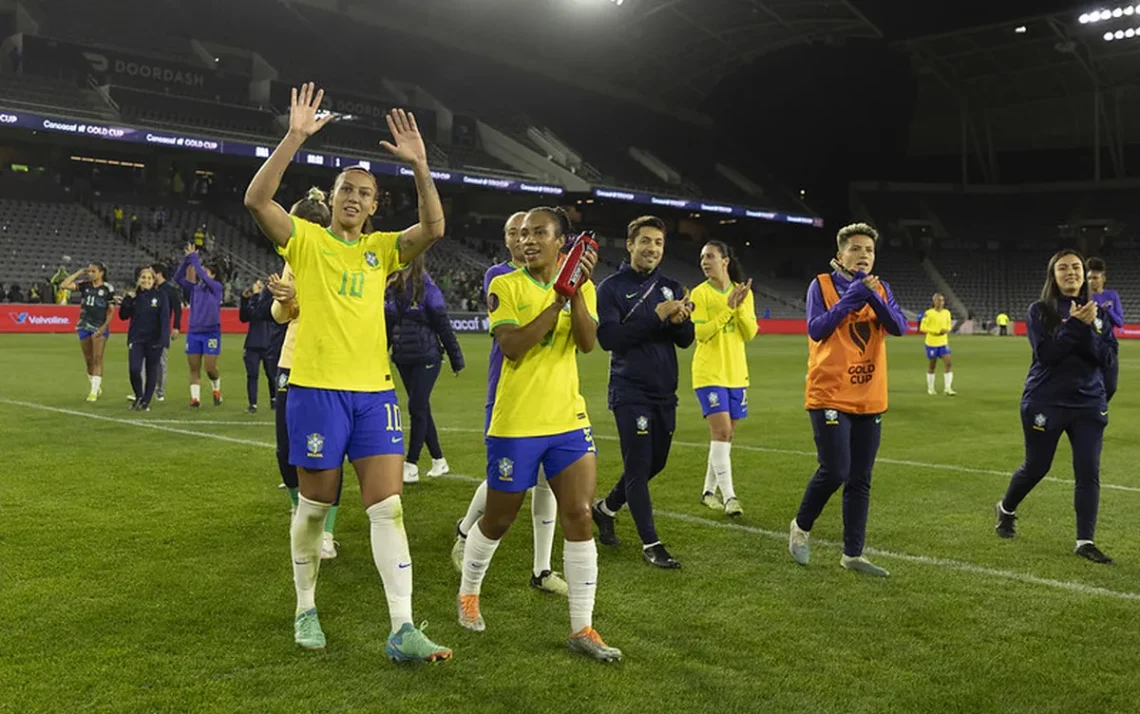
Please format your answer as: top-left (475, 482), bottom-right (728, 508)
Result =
top-left (4, 396), bottom-right (1139, 604)
top-left (9, 402), bottom-right (1140, 494)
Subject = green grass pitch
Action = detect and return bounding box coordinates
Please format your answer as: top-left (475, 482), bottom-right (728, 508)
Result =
top-left (3, 333), bottom-right (1139, 714)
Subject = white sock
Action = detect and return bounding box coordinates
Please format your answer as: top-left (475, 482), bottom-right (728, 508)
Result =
top-left (643, 541), bottom-right (660, 550)
top-left (366, 495), bottom-right (414, 633)
top-left (91, 375), bottom-right (102, 393)
top-left (709, 441), bottom-right (734, 500)
top-left (459, 481), bottom-right (488, 537)
top-left (459, 523), bottom-right (501, 596)
top-left (597, 500), bottom-right (616, 517)
top-left (944, 372), bottom-right (954, 390)
top-left (926, 373), bottom-right (935, 391)
top-left (998, 501), bottom-right (1015, 515)
top-left (531, 476), bottom-right (557, 577)
top-left (702, 458), bottom-right (717, 495)
top-left (1076, 539), bottom-right (1094, 548)
top-left (210, 376), bottom-right (221, 392)
top-left (190, 384), bottom-right (201, 401)
top-left (563, 539), bottom-right (598, 633)
top-left (291, 495), bottom-right (331, 615)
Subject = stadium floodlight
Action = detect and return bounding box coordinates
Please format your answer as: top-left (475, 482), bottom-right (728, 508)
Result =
top-left (1126, 27), bottom-right (1136, 36)
top-left (1115, 28), bottom-right (1125, 37)
top-left (1015, 25), bottom-right (1027, 33)
top-left (1126, 6), bottom-right (1135, 14)
top-left (1114, 7), bottom-right (1124, 16)
top-left (1105, 9), bottom-right (1116, 19)
top-left (1080, 12), bottom-right (1090, 22)
top-left (1104, 30), bottom-right (1115, 40)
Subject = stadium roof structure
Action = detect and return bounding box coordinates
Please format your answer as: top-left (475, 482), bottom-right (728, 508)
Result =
top-left (900, 5), bottom-right (1140, 180)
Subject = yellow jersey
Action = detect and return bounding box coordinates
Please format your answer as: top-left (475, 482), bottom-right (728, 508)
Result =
top-left (277, 215), bottom-right (403, 391)
top-left (690, 280), bottom-right (758, 389)
top-left (920, 308), bottom-right (952, 347)
top-left (996, 313), bottom-right (1010, 326)
top-left (271, 263), bottom-right (300, 370)
top-left (486, 269), bottom-right (596, 438)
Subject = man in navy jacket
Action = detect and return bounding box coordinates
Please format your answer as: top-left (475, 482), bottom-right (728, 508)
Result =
top-left (592, 216), bottom-right (695, 569)
top-left (239, 280), bottom-right (277, 414)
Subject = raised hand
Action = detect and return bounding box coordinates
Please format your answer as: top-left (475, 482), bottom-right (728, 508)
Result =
top-left (289, 82), bottom-right (335, 139)
top-left (861, 275), bottom-right (881, 293)
top-left (267, 273), bottom-right (295, 303)
top-left (380, 109), bottom-right (427, 165)
top-left (184, 243), bottom-right (197, 256)
top-left (727, 279), bottom-right (753, 309)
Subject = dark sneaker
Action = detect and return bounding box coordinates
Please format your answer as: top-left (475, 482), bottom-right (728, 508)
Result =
top-left (247, 405), bottom-right (258, 415)
top-left (994, 501), bottom-right (1016, 539)
top-left (1075, 543), bottom-right (1113, 564)
top-left (592, 501), bottom-right (620, 547)
top-left (643, 543), bottom-right (681, 569)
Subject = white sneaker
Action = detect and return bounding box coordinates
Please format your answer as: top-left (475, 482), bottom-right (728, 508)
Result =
top-left (427, 458), bottom-right (450, 478)
top-left (789, 519), bottom-right (811, 565)
top-left (403, 462), bottom-right (420, 484)
top-left (320, 532), bottom-right (338, 560)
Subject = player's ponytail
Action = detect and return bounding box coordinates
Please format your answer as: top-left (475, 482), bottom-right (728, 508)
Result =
top-left (705, 240), bottom-right (745, 284)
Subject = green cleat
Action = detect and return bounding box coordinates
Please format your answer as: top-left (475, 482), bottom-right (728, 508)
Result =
top-left (841, 555), bottom-right (890, 577)
top-left (700, 491), bottom-right (723, 510)
top-left (294, 608), bottom-right (326, 650)
top-left (386, 622), bottom-right (453, 663)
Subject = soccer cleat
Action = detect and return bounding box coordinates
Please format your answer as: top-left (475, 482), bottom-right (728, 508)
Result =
top-left (247, 405), bottom-right (257, 415)
top-left (789, 519), bottom-right (811, 565)
top-left (592, 501), bottom-right (620, 546)
top-left (86, 392), bottom-right (98, 402)
top-left (189, 399), bottom-right (201, 408)
top-left (700, 491), bottom-right (723, 510)
top-left (125, 394), bottom-right (137, 401)
top-left (128, 399), bottom-right (140, 411)
top-left (945, 388), bottom-right (957, 397)
top-left (386, 622), bottom-right (453, 663)
top-left (156, 395), bottom-right (165, 402)
top-left (138, 401), bottom-right (151, 412)
top-left (927, 388), bottom-right (937, 396)
top-left (567, 627), bottom-right (622, 662)
top-left (530, 569), bottom-right (569, 596)
top-left (723, 497), bottom-right (743, 518)
top-left (427, 458), bottom-right (450, 478)
top-left (841, 555), bottom-right (890, 577)
top-left (451, 520), bottom-right (466, 573)
top-left (994, 501), bottom-right (1017, 539)
top-left (457, 594), bottom-right (485, 632)
top-left (643, 543), bottom-right (681, 569)
top-left (403, 462), bottom-right (420, 484)
top-left (1075, 543), bottom-right (1113, 564)
top-left (320, 532), bottom-right (338, 560)
top-left (294, 608), bottom-right (326, 650)
top-left (213, 390), bottom-right (222, 406)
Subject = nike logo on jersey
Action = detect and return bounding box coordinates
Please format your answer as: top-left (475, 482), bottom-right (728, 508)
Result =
top-left (391, 436), bottom-right (403, 443)
top-left (625, 291), bottom-right (639, 298)
top-left (518, 304), bottom-right (531, 311)
top-left (1101, 411), bottom-right (1109, 416)
top-left (321, 249), bottom-right (337, 256)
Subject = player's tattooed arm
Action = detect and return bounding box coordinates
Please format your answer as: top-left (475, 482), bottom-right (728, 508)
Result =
top-left (385, 109), bottom-right (444, 263)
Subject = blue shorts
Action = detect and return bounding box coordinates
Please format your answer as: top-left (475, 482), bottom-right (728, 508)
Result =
top-left (485, 427), bottom-right (596, 493)
top-left (77, 328), bottom-right (109, 340)
top-left (287, 387), bottom-right (403, 470)
top-left (186, 331), bottom-right (222, 356)
top-left (695, 386), bottom-right (748, 420)
top-left (925, 345), bottom-right (951, 360)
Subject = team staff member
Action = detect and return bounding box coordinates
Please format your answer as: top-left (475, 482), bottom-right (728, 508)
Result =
top-left (1086, 257), bottom-right (1122, 402)
top-left (246, 83), bottom-right (450, 661)
top-left (788, 223), bottom-right (907, 577)
top-left (994, 251), bottom-right (1117, 564)
top-left (174, 246), bottom-right (224, 407)
top-left (450, 211), bottom-right (567, 596)
top-left (385, 255), bottom-right (465, 483)
top-left (151, 263), bottom-right (182, 401)
top-left (592, 215), bottom-right (693, 569)
top-left (920, 293), bottom-right (955, 396)
top-left (457, 207), bottom-right (621, 662)
top-left (996, 312), bottom-right (1011, 336)
top-left (239, 279), bottom-right (277, 414)
top-left (118, 266), bottom-right (171, 411)
top-left (60, 262), bottom-right (114, 402)
top-left (268, 190), bottom-right (340, 560)
top-left (690, 240), bottom-right (757, 517)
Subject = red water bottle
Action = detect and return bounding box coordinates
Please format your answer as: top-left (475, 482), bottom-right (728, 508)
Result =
top-left (554, 231), bottom-right (598, 298)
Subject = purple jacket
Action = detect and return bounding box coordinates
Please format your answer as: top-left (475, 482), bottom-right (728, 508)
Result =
top-left (805, 270), bottom-right (908, 341)
top-left (1092, 289), bottom-right (1124, 328)
top-left (384, 272), bottom-right (464, 370)
top-left (174, 252), bottom-right (223, 334)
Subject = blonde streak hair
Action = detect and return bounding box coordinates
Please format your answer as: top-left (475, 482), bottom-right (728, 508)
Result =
top-left (305, 186), bottom-right (327, 202)
top-left (835, 222), bottom-right (879, 250)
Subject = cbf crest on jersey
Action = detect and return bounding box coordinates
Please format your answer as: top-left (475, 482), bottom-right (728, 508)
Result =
top-left (278, 372), bottom-right (289, 389)
top-left (150, 297), bottom-right (158, 307)
top-left (661, 286), bottom-right (675, 301)
top-left (497, 457), bottom-right (514, 482)
top-left (363, 251), bottom-right (379, 268)
top-left (1033, 413), bottom-right (1047, 431)
top-left (1094, 317), bottom-right (1103, 333)
top-left (636, 415), bottom-right (649, 434)
top-left (708, 392), bottom-right (721, 408)
top-left (306, 433), bottom-right (325, 457)
top-left (824, 409), bottom-right (839, 425)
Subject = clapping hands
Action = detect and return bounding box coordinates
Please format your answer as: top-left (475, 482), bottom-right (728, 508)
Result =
top-left (1070, 300), bottom-right (1098, 326)
top-left (727, 279), bottom-right (753, 309)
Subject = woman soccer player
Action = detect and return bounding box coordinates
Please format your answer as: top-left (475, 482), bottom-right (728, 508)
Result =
top-left (920, 292), bottom-right (955, 396)
top-left (788, 223), bottom-right (907, 577)
top-left (450, 211), bottom-right (567, 598)
top-left (385, 255), bottom-right (465, 483)
top-left (268, 189), bottom-right (341, 560)
top-left (1086, 257), bottom-right (1122, 402)
top-left (690, 240), bottom-right (757, 517)
top-left (60, 262), bottom-right (114, 401)
top-left (457, 207), bottom-right (620, 661)
top-left (173, 246), bottom-right (224, 407)
top-left (245, 83), bottom-right (450, 661)
top-left (994, 250), bottom-right (1118, 563)
top-left (118, 266), bottom-right (171, 411)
